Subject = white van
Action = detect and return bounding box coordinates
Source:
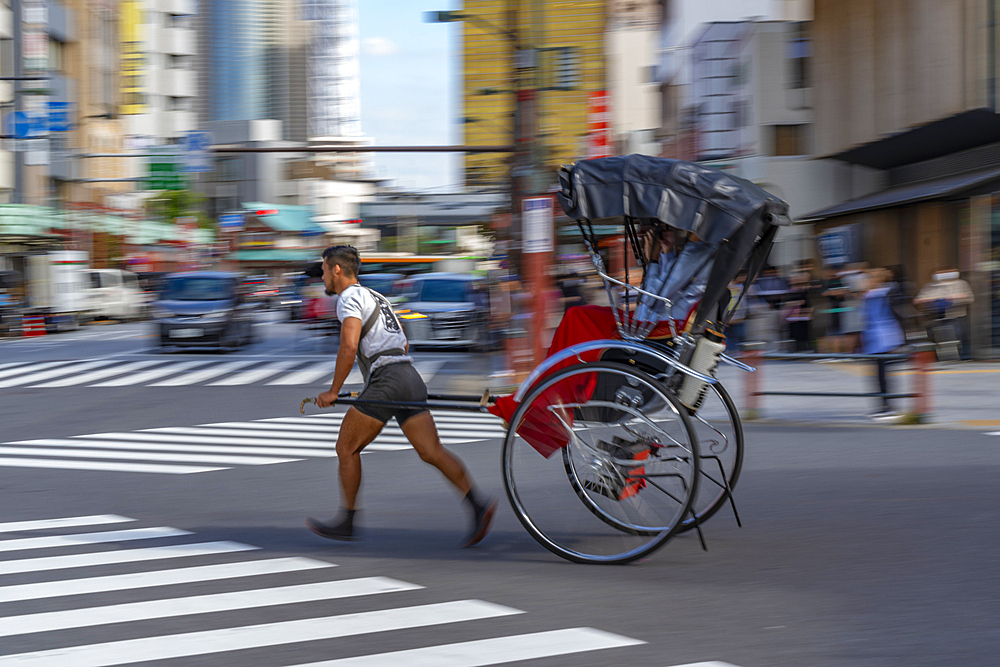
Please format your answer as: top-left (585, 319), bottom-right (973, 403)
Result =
top-left (86, 269), bottom-right (144, 320)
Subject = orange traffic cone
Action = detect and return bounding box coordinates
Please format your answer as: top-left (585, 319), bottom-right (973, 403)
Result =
top-left (22, 314), bottom-right (46, 337)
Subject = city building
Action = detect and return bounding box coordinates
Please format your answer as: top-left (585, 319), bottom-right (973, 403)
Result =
top-left (801, 0), bottom-right (1000, 358)
top-left (605, 0), bottom-right (660, 156)
top-left (197, 0), bottom-right (362, 143)
top-left (0, 1), bottom-right (15, 201)
top-left (121, 0), bottom-right (199, 147)
top-left (458, 0), bottom-right (606, 188)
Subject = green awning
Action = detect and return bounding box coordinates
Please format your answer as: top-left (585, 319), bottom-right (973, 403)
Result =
top-left (229, 249), bottom-right (318, 262)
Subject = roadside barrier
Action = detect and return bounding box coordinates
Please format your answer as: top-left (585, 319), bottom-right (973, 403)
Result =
top-left (21, 314), bottom-right (47, 338)
top-left (741, 341), bottom-right (936, 423)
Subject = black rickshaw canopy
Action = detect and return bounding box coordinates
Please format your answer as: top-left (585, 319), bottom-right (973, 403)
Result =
top-left (557, 155), bottom-right (792, 331)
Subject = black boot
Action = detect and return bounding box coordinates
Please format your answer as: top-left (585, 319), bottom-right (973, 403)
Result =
top-left (306, 509), bottom-right (358, 542)
top-left (462, 490), bottom-right (496, 548)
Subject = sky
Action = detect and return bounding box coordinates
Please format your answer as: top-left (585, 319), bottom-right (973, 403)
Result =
top-left (355, 0), bottom-right (791, 191)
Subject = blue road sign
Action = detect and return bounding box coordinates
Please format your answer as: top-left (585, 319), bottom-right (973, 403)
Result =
top-left (48, 102), bottom-right (72, 132)
top-left (6, 111), bottom-right (37, 139)
top-left (183, 131), bottom-right (213, 172)
top-left (218, 213), bottom-right (245, 230)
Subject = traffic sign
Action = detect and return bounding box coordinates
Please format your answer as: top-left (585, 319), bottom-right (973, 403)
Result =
top-left (218, 213), bottom-right (245, 231)
top-left (146, 147), bottom-right (186, 191)
top-left (183, 131), bottom-right (213, 172)
top-left (48, 102), bottom-right (71, 132)
top-left (523, 197), bottom-right (554, 254)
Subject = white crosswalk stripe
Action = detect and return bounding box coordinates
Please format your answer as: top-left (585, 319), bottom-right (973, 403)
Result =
top-left (0, 410), bottom-right (502, 474)
top-left (3, 358), bottom-right (449, 388)
top-left (0, 515), bottom-right (643, 666)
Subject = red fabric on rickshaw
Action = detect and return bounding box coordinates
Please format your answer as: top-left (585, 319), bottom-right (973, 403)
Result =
top-left (489, 305), bottom-right (678, 457)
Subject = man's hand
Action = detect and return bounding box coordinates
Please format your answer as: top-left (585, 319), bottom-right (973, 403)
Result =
top-left (316, 390), bottom-right (339, 408)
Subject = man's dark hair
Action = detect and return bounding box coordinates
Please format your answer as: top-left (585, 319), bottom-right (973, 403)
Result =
top-left (322, 245), bottom-right (360, 278)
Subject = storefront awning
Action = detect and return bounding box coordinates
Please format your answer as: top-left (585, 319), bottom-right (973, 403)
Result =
top-left (228, 249), bottom-right (318, 263)
top-left (800, 166), bottom-right (1000, 223)
top-left (827, 108), bottom-right (1000, 169)
top-left (242, 203), bottom-right (325, 235)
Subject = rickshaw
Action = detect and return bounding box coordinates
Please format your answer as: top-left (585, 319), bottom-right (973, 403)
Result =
top-left (303, 156), bottom-right (790, 564)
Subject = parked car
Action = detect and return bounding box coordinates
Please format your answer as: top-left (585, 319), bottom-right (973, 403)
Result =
top-left (397, 273), bottom-right (489, 350)
top-left (86, 269), bottom-right (144, 321)
top-left (359, 272), bottom-right (406, 305)
top-left (151, 271), bottom-right (256, 349)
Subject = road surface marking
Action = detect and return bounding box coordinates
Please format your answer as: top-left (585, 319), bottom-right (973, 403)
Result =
top-left (18, 438), bottom-right (339, 458)
top-left (290, 628), bottom-right (646, 667)
top-left (209, 360), bottom-right (302, 385)
top-left (93, 360), bottom-right (214, 386)
top-left (0, 526), bottom-right (189, 554)
top-left (0, 361), bottom-right (66, 380)
top-left (0, 458), bottom-right (223, 474)
top-left (32, 359), bottom-right (164, 387)
top-left (267, 360), bottom-right (339, 385)
top-left (0, 445), bottom-right (298, 466)
top-left (78, 431), bottom-right (412, 447)
top-left (0, 360), bottom-right (119, 387)
top-left (0, 557), bottom-right (333, 603)
top-left (0, 541), bottom-right (256, 576)
top-left (0, 600), bottom-right (523, 667)
top-left (0, 515), bottom-right (132, 534)
top-left (150, 360), bottom-right (257, 386)
top-left (0, 578), bottom-right (422, 638)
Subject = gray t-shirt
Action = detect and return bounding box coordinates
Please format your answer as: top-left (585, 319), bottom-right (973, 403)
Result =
top-left (336, 284), bottom-right (411, 372)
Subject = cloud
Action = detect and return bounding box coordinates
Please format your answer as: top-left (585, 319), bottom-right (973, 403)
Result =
top-left (362, 37), bottom-right (399, 56)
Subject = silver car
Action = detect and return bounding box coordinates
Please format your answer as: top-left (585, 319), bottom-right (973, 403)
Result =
top-left (398, 273), bottom-right (489, 350)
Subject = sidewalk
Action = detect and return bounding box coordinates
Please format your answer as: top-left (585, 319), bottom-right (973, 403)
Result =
top-left (439, 354), bottom-right (1000, 430)
top-left (717, 358), bottom-right (998, 429)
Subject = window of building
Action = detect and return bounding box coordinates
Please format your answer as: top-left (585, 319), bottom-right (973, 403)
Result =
top-left (48, 39), bottom-right (65, 73)
top-left (788, 22), bottom-right (810, 89)
top-left (772, 124), bottom-right (807, 156)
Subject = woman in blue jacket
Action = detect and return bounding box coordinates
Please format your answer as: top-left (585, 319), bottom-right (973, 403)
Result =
top-left (862, 268), bottom-right (906, 419)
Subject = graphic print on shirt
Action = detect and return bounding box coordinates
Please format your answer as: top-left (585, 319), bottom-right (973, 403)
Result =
top-left (371, 289), bottom-right (402, 333)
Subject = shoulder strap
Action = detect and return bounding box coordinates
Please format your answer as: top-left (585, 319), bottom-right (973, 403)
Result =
top-left (358, 288), bottom-right (381, 341)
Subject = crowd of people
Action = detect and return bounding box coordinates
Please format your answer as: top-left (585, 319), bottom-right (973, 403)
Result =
top-left (730, 261), bottom-right (974, 361)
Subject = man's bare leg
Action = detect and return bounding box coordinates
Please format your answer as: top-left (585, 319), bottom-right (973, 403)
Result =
top-left (335, 407), bottom-right (386, 510)
top-left (307, 407), bottom-right (384, 541)
top-left (401, 410), bottom-right (496, 547)
top-left (399, 410), bottom-right (471, 494)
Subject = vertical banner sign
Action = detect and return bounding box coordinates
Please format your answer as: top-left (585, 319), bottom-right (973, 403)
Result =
top-left (22, 2), bottom-right (48, 71)
top-left (121, 0), bottom-right (146, 115)
top-left (522, 197), bottom-right (554, 254)
top-left (586, 91), bottom-right (612, 159)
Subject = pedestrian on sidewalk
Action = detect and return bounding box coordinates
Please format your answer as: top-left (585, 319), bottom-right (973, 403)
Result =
top-left (914, 267), bottom-right (974, 360)
top-left (861, 268), bottom-right (906, 419)
top-left (305, 245), bottom-right (496, 546)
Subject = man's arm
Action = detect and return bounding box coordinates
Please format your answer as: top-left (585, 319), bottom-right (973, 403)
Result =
top-left (316, 317), bottom-right (361, 407)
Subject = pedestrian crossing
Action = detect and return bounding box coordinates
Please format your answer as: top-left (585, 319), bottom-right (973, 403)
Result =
top-left (0, 358), bottom-right (446, 388)
top-left (0, 515), bottom-right (644, 665)
top-left (1, 409), bottom-right (507, 475)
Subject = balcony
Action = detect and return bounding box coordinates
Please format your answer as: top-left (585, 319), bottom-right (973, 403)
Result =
top-left (164, 69), bottom-right (196, 97)
top-left (159, 0), bottom-right (197, 15)
top-left (166, 111), bottom-right (196, 137)
top-left (158, 27), bottom-right (196, 56)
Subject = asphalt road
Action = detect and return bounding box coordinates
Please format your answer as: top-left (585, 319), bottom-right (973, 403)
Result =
top-left (0, 315), bottom-right (997, 666)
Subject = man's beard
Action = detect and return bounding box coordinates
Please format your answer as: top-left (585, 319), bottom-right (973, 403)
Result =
top-left (325, 287), bottom-right (336, 296)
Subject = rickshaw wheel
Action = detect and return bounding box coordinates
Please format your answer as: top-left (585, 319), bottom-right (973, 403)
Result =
top-left (502, 361), bottom-right (700, 564)
top-left (677, 380), bottom-right (744, 532)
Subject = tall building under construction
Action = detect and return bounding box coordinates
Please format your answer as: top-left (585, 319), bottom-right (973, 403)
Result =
top-left (460, 0), bottom-right (606, 188)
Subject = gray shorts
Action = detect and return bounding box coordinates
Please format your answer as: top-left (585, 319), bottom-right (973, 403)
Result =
top-left (354, 361), bottom-right (428, 426)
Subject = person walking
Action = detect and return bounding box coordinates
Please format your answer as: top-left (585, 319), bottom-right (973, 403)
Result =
top-left (914, 268), bottom-right (975, 360)
top-left (861, 268), bottom-right (906, 419)
top-left (305, 245), bottom-right (496, 546)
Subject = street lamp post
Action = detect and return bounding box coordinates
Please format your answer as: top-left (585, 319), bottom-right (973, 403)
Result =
top-left (427, 5), bottom-right (553, 367)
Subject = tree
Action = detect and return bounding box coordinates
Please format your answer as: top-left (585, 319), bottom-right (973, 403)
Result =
top-left (145, 189), bottom-right (213, 230)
